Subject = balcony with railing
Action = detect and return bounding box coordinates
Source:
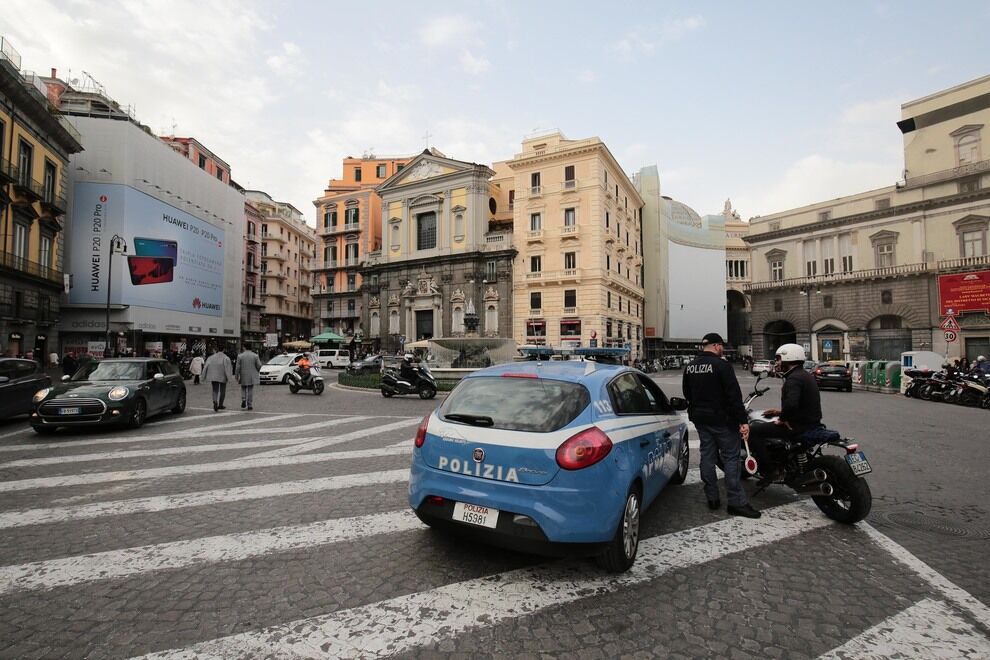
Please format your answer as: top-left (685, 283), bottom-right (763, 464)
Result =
top-left (482, 231), bottom-right (512, 252)
top-left (902, 159), bottom-right (990, 190)
top-left (0, 251), bottom-right (62, 284)
top-left (345, 256), bottom-right (360, 267)
top-left (530, 185), bottom-right (542, 197)
top-left (261, 232), bottom-right (286, 243)
top-left (526, 229), bottom-right (544, 242)
top-left (246, 231), bottom-right (260, 244)
top-left (0, 158), bottom-right (15, 183)
top-left (12, 173), bottom-right (45, 202)
top-left (743, 259), bottom-right (966, 292)
top-left (560, 225), bottom-right (579, 239)
top-left (561, 179), bottom-right (577, 193)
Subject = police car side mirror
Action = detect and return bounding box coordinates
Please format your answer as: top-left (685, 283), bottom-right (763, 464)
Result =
top-left (668, 396), bottom-right (688, 411)
top-left (61, 375), bottom-right (71, 382)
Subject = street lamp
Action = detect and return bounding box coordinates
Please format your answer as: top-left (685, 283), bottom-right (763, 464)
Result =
top-left (104, 235), bottom-right (127, 358)
top-left (798, 284), bottom-right (822, 359)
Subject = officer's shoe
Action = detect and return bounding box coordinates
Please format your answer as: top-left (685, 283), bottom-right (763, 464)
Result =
top-left (727, 504), bottom-right (762, 519)
top-left (707, 499), bottom-right (721, 510)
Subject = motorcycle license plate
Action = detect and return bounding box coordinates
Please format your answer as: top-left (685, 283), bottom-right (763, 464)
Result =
top-left (846, 451), bottom-right (872, 477)
top-left (452, 501), bottom-right (499, 529)
top-left (59, 407), bottom-right (81, 415)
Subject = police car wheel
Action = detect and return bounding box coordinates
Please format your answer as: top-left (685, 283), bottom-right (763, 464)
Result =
top-left (669, 435), bottom-right (690, 485)
top-left (597, 486), bottom-right (641, 573)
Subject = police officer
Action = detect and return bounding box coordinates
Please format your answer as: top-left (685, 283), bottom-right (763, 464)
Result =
top-left (682, 333), bottom-right (761, 518)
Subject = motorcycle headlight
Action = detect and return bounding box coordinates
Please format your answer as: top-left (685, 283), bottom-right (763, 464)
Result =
top-left (33, 387), bottom-right (52, 403)
top-left (108, 386), bottom-right (130, 401)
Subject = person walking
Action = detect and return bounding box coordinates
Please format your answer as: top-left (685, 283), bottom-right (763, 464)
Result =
top-left (203, 346), bottom-right (234, 412)
top-left (189, 353), bottom-right (205, 385)
top-left (61, 351), bottom-right (78, 378)
top-left (681, 332), bottom-right (761, 519)
top-left (235, 346), bottom-right (262, 410)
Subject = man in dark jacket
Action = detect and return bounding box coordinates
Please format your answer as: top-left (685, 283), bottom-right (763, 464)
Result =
top-left (749, 343), bottom-right (823, 471)
top-left (682, 333), bottom-right (761, 518)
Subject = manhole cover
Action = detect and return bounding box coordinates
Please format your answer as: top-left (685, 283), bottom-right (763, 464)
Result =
top-left (870, 511), bottom-right (990, 539)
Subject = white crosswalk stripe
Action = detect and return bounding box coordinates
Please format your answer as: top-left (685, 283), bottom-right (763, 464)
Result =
top-left (0, 443), bottom-right (411, 493)
top-left (135, 502), bottom-right (830, 659)
top-left (0, 469), bottom-right (409, 529)
top-left (817, 598), bottom-right (990, 659)
top-left (0, 509), bottom-right (421, 595)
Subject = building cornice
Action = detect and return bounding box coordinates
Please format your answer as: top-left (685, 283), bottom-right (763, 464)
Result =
top-left (364, 248), bottom-right (517, 275)
top-left (744, 187), bottom-right (990, 244)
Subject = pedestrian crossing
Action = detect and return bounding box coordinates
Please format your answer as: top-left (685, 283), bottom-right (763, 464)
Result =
top-left (0, 409), bottom-right (986, 659)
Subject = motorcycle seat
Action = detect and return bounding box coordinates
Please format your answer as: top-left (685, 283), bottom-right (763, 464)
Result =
top-left (798, 426), bottom-right (841, 445)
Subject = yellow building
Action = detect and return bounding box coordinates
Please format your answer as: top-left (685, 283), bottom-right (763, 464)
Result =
top-left (494, 132), bottom-right (644, 358)
top-left (0, 42), bottom-right (83, 357)
top-left (745, 74), bottom-right (990, 363)
top-left (243, 190), bottom-right (315, 345)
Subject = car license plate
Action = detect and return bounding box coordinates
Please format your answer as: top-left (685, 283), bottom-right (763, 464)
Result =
top-left (846, 451), bottom-right (872, 476)
top-left (59, 407), bottom-right (81, 415)
top-left (828, 374), bottom-right (841, 377)
top-left (452, 501), bottom-right (499, 529)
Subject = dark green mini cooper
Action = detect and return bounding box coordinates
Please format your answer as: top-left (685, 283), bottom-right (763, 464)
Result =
top-left (31, 358), bottom-right (186, 434)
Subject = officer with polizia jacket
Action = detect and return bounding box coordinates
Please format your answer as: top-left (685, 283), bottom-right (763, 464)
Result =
top-left (681, 333), bottom-right (761, 519)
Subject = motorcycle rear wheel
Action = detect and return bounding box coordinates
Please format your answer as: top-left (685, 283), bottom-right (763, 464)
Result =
top-left (381, 388), bottom-right (394, 398)
top-left (918, 384), bottom-right (933, 401)
top-left (810, 455), bottom-right (871, 524)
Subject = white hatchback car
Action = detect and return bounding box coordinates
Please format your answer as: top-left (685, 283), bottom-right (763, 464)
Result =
top-left (259, 353), bottom-right (306, 384)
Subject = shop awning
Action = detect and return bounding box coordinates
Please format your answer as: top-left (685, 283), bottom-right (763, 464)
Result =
top-left (310, 331), bottom-right (345, 343)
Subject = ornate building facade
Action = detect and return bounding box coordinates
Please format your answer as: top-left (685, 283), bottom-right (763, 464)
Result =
top-left (360, 151), bottom-right (515, 354)
top-left (746, 75), bottom-right (990, 363)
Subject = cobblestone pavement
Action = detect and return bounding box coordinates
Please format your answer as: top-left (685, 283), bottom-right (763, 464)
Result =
top-left (0, 369), bottom-right (987, 658)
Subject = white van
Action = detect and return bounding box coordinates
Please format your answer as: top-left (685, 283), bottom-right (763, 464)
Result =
top-left (316, 349), bottom-right (351, 369)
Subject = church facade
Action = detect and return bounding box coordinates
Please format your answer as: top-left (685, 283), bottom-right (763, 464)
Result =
top-left (359, 151), bottom-right (516, 354)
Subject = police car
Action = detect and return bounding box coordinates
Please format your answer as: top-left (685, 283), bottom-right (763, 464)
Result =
top-left (408, 349), bottom-right (690, 572)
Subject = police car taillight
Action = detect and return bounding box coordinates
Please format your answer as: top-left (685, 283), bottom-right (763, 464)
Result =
top-left (414, 413), bottom-right (430, 448)
top-left (556, 426), bottom-right (613, 470)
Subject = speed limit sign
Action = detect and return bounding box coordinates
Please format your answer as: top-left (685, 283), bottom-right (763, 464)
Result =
top-left (944, 330), bottom-right (958, 342)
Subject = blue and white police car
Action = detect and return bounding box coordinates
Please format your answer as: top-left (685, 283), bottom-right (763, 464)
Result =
top-left (408, 351), bottom-right (690, 572)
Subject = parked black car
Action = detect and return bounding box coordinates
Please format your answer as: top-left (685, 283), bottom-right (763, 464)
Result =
top-left (347, 354), bottom-right (384, 375)
top-left (814, 362), bottom-right (853, 392)
top-left (0, 358), bottom-right (51, 420)
top-left (31, 358), bottom-right (186, 433)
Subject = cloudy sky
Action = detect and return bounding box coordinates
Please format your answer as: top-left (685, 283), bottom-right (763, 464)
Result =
top-left (3, 1), bottom-right (987, 225)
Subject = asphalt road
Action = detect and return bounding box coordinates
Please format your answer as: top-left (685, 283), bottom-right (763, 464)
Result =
top-left (0, 367), bottom-right (987, 658)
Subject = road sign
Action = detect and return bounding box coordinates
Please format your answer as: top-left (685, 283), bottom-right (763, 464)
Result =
top-left (589, 338), bottom-right (598, 348)
top-left (823, 340), bottom-right (834, 351)
top-left (940, 316), bottom-right (960, 331)
top-left (944, 330), bottom-right (958, 342)
top-left (399, 335), bottom-right (406, 346)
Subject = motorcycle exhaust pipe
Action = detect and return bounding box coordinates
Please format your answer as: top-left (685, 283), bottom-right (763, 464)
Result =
top-left (793, 481), bottom-right (834, 497)
top-left (788, 468), bottom-right (827, 489)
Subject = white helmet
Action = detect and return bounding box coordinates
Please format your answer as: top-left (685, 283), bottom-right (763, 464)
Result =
top-left (775, 343), bottom-right (806, 362)
top-left (979, 355), bottom-right (987, 362)
top-left (403, 353), bottom-right (414, 361)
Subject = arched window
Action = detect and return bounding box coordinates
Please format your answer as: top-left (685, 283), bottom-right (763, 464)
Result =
top-left (452, 305), bottom-right (464, 333)
top-left (454, 214), bottom-right (464, 241)
top-left (485, 304), bottom-right (498, 334)
top-left (370, 311), bottom-right (380, 338)
top-left (389, 309), bottom-right (399, 334)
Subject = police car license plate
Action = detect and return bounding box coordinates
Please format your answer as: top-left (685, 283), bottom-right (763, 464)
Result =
top-left (845, 451), bottom-right (872, 476)
top-left (452, 501), bottom-right (499, 529)
top-left (59, 407), bottom-right (81, 415)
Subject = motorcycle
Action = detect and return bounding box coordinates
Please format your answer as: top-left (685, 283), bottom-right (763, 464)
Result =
top-left (955, 373), bottom-right (989, 408)
top-left (902, 368), bottom-right (934, 398)
top-left (381, 362), bottom-right (437, 399)
top-left (287, 365), bottom-right (325, 395)
top-left (739, 372), bottom-right (873, 524)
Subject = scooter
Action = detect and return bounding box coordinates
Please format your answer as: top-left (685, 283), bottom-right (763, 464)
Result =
top-left (381, 363), bottom-right (438, 399)
top-left (287, 365), bottom-right (325, 395)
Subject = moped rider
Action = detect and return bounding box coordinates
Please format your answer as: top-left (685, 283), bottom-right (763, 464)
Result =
top-left (295, 353), bottom-right (313, 387)
top-left (748, 343), bottom-right (823, 474)
top-left (399, 353), bottom-right (419, 384)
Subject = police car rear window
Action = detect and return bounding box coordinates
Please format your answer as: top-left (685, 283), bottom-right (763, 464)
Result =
top-left (441, 377), bottom-right (590, 433)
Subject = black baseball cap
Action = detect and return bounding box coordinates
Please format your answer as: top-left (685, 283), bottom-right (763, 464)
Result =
top-left (701, 332), bottom-right (725, 345)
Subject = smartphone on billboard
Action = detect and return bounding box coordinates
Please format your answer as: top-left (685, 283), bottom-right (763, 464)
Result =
top-left (127, 256), bottom-right (175, 285)
top-left (133, 237), bottom-right (178, 263)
